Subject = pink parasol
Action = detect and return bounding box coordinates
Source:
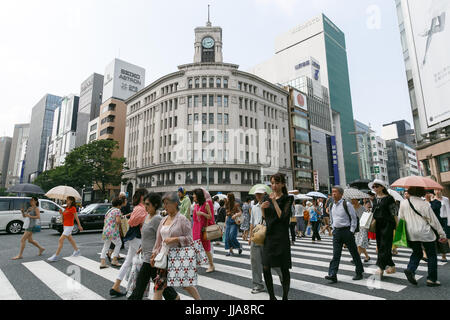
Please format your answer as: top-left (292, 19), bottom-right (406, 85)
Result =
top-left (391, 176), bottom-right (443, 190)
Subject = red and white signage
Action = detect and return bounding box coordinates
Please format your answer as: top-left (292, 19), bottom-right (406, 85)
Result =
top-left (293, 90), bottom-right (308, 110)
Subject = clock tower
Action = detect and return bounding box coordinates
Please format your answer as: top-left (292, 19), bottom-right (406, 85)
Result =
top-left (194, 7), bottom-right (223, 63)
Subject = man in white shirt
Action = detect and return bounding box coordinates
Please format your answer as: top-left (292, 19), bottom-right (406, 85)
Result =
top-left (325, 186), bottom-right (364, 283)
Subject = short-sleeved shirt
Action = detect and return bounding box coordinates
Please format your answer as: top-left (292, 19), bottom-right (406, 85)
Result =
top-left (102, 208), bottom-right (122, 241)
top-left (250, 203), bottom-right (263, 227)
top-left (63, 207), bottom-right (77, 227)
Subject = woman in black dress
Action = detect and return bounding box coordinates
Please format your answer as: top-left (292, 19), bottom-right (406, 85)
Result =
top-left (261, 173), bottom-right (294, 300)
top-left (369, 179), bottom-right (397, 279)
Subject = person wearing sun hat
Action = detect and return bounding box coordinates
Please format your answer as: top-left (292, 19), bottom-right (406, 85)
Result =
top-left (178, 187), bottom-right (192, 224)
top-left (369, 179), bottom-right (397, 279)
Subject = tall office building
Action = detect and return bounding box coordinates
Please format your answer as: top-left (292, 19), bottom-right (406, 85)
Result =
top-left (24, 94), bottom-right (62, 182)
top-left (283, 62), bottom-right (334, 193)
top-left (396, 0), bottom-right (450, 195)
top-left (249, 14), bottom-right (359, 186)
top-left (381, 120), bottom-right (416, 148)
top-left (5, 124), bottom-right (30, 188)
top-left (354, 120), bottom-right (389, 185)
top-left (75, 73), bottom-right (104, 148)
top-left (46, 95), bottom-right (80, 170)
top-left (386, 139), bottom-right (420, 185)
top-left (0, 137), bottom-right (12, 188)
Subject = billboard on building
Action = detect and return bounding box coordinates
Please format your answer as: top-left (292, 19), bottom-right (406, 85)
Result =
top-left (293, 90), bottom-right (308, 110)
top-left (103, 59), bottom-right (146, 103)
top-left (407, 0), bottom-right (450, 128)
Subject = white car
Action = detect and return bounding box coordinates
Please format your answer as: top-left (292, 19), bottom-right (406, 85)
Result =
top-left (0, 197), bottom-right (63, 234)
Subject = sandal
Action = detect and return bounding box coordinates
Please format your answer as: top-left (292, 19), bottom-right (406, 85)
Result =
top-left (206, 266), bottom-right (215, 273)
top-left (100, 265), bottom-right (109, 269)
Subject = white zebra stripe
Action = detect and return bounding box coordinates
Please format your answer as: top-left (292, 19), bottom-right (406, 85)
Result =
top-left (23, 261), bottom-right (104, 300)
top-left (0, 269), bottom-right (21, 300)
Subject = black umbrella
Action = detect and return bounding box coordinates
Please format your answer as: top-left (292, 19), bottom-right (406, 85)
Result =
top-left (7, 183), bottom-right (45, 195)
top-left (349, 179), bottom-right (371, 191)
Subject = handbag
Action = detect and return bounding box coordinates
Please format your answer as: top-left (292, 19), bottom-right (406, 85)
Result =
top-left (369, 219), bottom-right (377, 233)
top-left (290, 217), bottom-right (297, 223)
top-left (306, 225), bottom-right (312, 236)
top-left (359, 211), bottom-right (374, 229)
top-left (202, 224), bottom-right (223, 241)
top-left (120, 217), bottom-right (129, 238)
top-left (251, 223), bottom-right (267, 246)
top-left (126, 253), bottom-right (151, 298)
top-left (23, 217), bottom-right (30, 230)
top-left (154, 244), bottom-right (169, 270)
top-left (408, 199), bottom-right (450, 254)
top-left (167, 245), bottom-right (198, 287)
top-left (392, 219), bottom-right (409, 248)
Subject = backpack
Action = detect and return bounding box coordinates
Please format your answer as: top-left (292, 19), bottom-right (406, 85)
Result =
top-left (342, 201), bottom-right (360, 233)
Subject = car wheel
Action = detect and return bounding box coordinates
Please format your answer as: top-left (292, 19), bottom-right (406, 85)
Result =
top-left (72, 224), bottom-right (80, 235)
top-left (7, 221), bottom-right (24, 234)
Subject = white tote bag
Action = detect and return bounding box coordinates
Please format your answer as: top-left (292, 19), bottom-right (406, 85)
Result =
top-left (359, 211), bottom-right (373, 229)
top-left (23, 217), bottom-right (30, 230)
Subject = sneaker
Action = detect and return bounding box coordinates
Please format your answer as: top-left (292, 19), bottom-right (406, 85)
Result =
top-left (325, 275), bottom-right (337, 283)
top-left (48, 254), bottom-right (62, 262)
top-left (238, 248), bottom-right (243, 255)
top-left (352, 274), bottom-right (364, 281)
top-left (71, 250), bottom-right (81, 257)
top-left (426, 280), bottom-right (441, 287)
top-left (251, 287), bottom-right (266, 294)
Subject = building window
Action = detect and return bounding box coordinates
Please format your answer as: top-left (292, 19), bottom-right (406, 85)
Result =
top-left (194, 96), bottom-right (199, 107)
top-left (209, 78), bottom-right (214, 88)
top-left (202, 113), bottom-right (207, 125)
top-left (195, 78), bottom-right (200, 88)
top-left (194, 113), bottom-right (199, 125)
top-left (202, 95), bottom-right (207, 107)
top-left (224, 96), bottom-right (229, 108)
top-left (188, 114), bottom-right (193, 125)
top-left (90, 123), bottom-right (97, 132)
top-left (216, 78), bottom-right (221, 88)
top-left (174, 116), bottom-right (178, 127)
top-left (217, 95), bottom-right (222, 107)
top-left (239, 98), bottom-right (243, 109)
top-left (439, 153), bottom-right (450, 173)
top-left (224, 114), bottom-right (229, 125)
top-left (89, 133), bottom-right (96, 142)
top-left (188, 96), bottom-right (193, 108)
top-left (202, 78), bottom-right (207, 88)
top-left (218, 114), bottom-right (222, 125)
top-left (209, 113), bottom-right (214, 125)
top-left (223, 78), bottom-right (228, 89)
top-left (240, 116), bottom-right (243, 127)
top-left (209, 95), bottom-right (214, 107)
top-left (202, 131), bottom-right (207, 143)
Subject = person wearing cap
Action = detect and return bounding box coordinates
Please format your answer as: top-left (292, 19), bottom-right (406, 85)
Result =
top-left (178, 187), bottom-right (192, 224)
top-left (369, 179), bottom-right (397, 279)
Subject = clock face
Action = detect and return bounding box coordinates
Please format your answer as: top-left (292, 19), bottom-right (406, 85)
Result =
top-left (202, 37), bottom-right (215, 49)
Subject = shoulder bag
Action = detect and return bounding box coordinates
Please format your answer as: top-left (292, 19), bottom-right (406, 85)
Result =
top-left (408, 199), bottom-right (449, 254)
top-left (251, 216), bottom-right (267, 246)
top-left (154, 244), bottom-right (169, 269)
top-left (342, 201), bottom-right (360, 233)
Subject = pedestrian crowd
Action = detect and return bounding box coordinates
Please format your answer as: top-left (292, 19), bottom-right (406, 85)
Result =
top-left (10, 173), bottom-right (450, 299)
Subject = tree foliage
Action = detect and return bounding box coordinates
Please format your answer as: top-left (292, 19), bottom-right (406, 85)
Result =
top-left (34, 140), bottom-right (126, 197)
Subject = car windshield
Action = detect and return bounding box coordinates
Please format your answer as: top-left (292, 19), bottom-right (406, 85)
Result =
top-left (80, 204), bottom-right (98, 214)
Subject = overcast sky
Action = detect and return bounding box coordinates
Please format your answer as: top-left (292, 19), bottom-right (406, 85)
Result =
top-left (0, 0), bottom-right (412, 138)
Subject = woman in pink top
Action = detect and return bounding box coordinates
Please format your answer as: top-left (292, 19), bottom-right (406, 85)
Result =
top-left (192, 188), bottom-right (216, 273)
top-left (110, 188), bottom-right (148, 297)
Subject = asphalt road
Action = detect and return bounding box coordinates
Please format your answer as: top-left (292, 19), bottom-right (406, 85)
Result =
top-left (1, 228), bottom-right (449, 300)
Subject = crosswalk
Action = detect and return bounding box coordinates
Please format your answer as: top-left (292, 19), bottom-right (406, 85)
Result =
top-left (1, 235), bottom-right (448, 300)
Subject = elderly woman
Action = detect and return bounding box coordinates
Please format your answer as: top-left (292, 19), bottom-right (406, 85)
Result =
top-left (151, 192), bottom-right (201, 300)
top-left (400, 187), bottom-right (447, 287)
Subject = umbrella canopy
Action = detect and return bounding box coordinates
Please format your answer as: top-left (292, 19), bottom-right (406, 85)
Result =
top-left (215, 194), bottom-right (227, 200)
top-left (343, 188), bottom-right (371, 200)
top-left (388, 189), bottom-right (404, 202)
top-left (45, 186), bottom-right (82, 201)
top-left (249, 184), bottom-right (272, 195)
top-left (391, 176), bottom-right (443, 191)
top-left (7, 183), bottom-right (45, 195)
top-left (295, 194), bottom-right (313, 201)
top-left (349, 179), bottom-right (371, 190)
top-left (306, 191), bottom-right (328, 199)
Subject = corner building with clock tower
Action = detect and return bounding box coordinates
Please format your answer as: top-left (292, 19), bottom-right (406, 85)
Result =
top-left (122, 19), bottom-right (297, 198)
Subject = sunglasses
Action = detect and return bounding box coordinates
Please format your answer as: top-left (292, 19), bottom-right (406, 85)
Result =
top-left (144, 202), bottom-right (151, 206)
top-left (373, 185), bottom-right (382, 188)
